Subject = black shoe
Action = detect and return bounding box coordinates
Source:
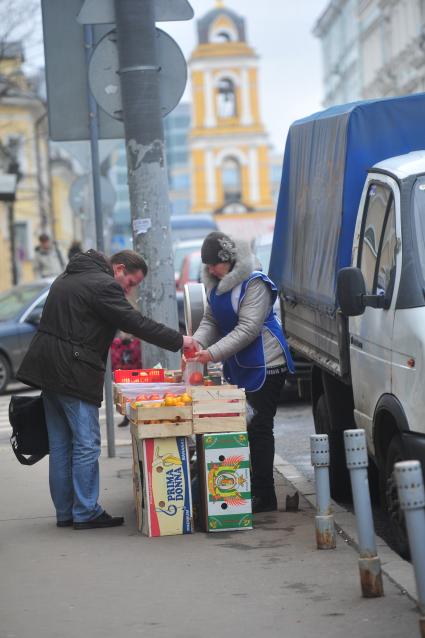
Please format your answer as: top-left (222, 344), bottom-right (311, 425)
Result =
top-left (57, 519), bottom-right (73, 528)
top-left (252, 494), bottom-right (277, 514)
top-left (73, 511), bottom-right (124, 530)
top-left (117, 416), bottom-right (129, 428)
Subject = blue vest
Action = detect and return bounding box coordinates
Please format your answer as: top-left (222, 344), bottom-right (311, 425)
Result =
top-left (209, 271), bottom-right (294, 392)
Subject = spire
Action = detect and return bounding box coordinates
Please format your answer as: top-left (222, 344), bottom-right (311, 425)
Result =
top-left (215, 0), bottom-right (224, 7)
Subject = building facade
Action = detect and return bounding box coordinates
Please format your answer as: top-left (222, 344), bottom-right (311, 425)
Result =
top-left (314, 0), bottom-right (425, 107)
top-left (188, 4), bottom-right (276, 238)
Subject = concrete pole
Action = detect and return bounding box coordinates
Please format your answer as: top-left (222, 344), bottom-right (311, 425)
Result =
top-left (394, 460), bottom-right (425, 635)
top-left (114, 0), bottom-right (180, 370)
top-left (310, 434), bottom-right (336, 549)
top-left (344, 429), bottom-right (384, 598)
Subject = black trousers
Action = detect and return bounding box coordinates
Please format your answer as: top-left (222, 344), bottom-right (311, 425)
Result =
top-left (245, 367), bottom-right (286, 498)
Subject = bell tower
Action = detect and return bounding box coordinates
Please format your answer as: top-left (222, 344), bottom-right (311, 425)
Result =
top-left (189, 2), bottom-right (274, 220)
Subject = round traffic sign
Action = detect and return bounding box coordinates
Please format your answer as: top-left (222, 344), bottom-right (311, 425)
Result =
top-left (89, 28), bottom-right (187, 120)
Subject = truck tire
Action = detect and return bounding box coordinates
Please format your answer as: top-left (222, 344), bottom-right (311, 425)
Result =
top-left (384, 435), bottom-right (410, 559)
top-left (314, 394), bottom-right (352, 501)
top-left (0, 353), bottom-right (10, 394)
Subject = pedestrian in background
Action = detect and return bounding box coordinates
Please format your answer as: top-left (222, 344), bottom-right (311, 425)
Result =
top-left (33, 233), bottom-right (65, 279)
top-left (192, 232), bottom-right (294, 513)
top-left (18, 249), bottom-right (196, 530)
top-left (67, 240), bottom-right (83, 261)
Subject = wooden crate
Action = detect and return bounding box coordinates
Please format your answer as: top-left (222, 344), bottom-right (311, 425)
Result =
top-left (190, 386), bottom-right (246, 434)
top-left (129, 404), bottom-right (192, 439)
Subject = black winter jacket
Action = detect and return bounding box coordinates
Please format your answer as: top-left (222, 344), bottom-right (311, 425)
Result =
top-left (17, 250), bottom-right (183, 406)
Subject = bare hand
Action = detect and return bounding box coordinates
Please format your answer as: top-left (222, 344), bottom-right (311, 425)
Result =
top-left (193, 349), bottom-right (213, 364)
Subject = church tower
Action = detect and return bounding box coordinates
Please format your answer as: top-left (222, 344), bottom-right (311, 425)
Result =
top-left (189, 2), bottom-right (274, 224)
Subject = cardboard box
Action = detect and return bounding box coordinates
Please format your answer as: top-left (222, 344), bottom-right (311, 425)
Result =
top-left (139, 436), bottom-right (193, 537)
top-left (197, 432), bottom-right (252, 532)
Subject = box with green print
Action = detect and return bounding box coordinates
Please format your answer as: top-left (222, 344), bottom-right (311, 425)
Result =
top-left (197, 431), bottom-right (252, 532)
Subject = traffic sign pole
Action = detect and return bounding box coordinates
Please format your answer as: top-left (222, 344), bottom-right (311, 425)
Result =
top-left (114, 0), bottom-right (180, 370)
top-left (83, 23), bottom-right (116, 458)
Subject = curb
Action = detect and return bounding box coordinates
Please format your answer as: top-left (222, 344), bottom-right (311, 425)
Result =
top-left (274, 453), bottom-right (417, 605)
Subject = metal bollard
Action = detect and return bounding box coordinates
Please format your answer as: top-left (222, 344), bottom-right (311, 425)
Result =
top-left (310, 434), bottom-right (336, 549)
top-left (344, 429), bottom-right (384, 598)
top-left (394, 460), bottom-right (425, 636)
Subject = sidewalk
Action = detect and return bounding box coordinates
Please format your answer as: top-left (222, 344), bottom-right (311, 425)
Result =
top-left (0, 444), bottom-right (419, 638)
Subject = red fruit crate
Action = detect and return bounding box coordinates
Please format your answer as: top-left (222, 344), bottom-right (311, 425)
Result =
top-left (113, 368), bottom-right (165, 383)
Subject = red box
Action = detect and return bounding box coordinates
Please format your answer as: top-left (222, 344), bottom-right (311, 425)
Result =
top-left (113, 368), bottom-right (165, 383)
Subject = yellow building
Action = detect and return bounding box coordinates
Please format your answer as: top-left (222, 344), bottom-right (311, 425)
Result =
top-left (189, 2), bottom-right (276, 239)
top-left (0, 43), bottom-right (80, 291)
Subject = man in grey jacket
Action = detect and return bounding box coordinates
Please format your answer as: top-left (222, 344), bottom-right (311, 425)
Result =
top-left (33, 233), bottom-right (65, 279)
top-left (192, 232), bottom-right (294, 513)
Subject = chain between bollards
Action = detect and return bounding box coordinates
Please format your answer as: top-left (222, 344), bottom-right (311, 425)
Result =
top-left (344, 429), bottom-right (384, 598)
top-left (310, 434), bottom-right (336, 549)
top-left (394, 460), bottom-right (425, 636)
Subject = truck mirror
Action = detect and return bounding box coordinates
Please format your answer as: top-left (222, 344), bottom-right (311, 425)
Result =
top-left (337, 267), bottom-right (366, 316)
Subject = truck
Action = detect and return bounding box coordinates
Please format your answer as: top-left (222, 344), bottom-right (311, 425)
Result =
top-left (269, 92), bottom-right (425, 556)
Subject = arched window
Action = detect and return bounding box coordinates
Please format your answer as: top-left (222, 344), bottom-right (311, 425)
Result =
top-left (217, 78), bottom-right (236, 118)
top-left (222, 157), bottom-right (241, 204)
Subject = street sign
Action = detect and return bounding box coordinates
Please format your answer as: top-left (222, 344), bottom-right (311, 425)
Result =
top-left (41, 0), bottom-right (124, 141)
top-left (89, 29), bottom-right (187, 120)
top-left (77, 0), bottom-right (194, 24)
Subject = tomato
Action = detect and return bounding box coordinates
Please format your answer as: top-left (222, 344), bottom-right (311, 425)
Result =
top-left (148, 393), bottom-right (161, 400)
top-left (135, 394), bottom-right (148, 402)
top-left (189, 371), bottom-right (204, 385)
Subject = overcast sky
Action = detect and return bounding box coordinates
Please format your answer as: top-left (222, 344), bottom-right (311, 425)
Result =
top-left (162, 0), bottom-right (330, 152)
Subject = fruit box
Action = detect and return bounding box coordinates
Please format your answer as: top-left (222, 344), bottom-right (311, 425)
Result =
top-left (132, 435), bottom-right (193, 536)
top-left (196, 432), bottom-right (252, 532)
top-left (129, 404), bottom-right (193, 438)
top-left (113, 368), bottom-right (165, 383)
top-left (189, 386), bottom-right (246, 434)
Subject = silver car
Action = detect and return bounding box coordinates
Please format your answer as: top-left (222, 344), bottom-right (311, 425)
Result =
top-left (0, 280), bottom-right (52, 393)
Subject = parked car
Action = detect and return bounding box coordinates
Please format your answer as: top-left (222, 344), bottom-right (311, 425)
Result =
top-left (177, 250), bottom-right (202, 291)
top-left (173, 239), bottom-right (203, 286)
top-left (170, 214), bottom-right (218, 243)
top-left (0, 280), bottom-right (52, 393)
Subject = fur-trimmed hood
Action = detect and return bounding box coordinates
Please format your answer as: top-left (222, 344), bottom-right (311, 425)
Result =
top-left (201, 238), bottom-right (258, 294)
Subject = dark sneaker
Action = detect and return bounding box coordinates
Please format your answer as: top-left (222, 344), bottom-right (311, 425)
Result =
top-left (117, 416), bottom-right (129, 428)
top-left (252, 494), bottom-right (278, 514)
top-left (57, 519), bottom-right (73, 528)
top-left (73, 511), bottom-right (124, 530)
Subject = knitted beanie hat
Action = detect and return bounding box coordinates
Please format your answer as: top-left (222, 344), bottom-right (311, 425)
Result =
top-left (201, 232), bottom-right (236, 265)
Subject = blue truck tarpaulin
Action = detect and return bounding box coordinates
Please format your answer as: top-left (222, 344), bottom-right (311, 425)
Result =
top-left (269, 92), bottom-right (425, 315)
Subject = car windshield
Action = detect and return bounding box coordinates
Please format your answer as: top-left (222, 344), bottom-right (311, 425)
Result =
top-left (188, 252), bottom-right (201, 281)
top-left (0, 284), bottom-right (48, 321)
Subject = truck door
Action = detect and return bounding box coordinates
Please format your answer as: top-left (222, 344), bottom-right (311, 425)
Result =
top-left (349, 177), bottom-right (400, 449)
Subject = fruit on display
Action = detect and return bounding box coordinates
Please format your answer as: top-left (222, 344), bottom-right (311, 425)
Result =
top-left (189, 371), bottom-right (204, 385)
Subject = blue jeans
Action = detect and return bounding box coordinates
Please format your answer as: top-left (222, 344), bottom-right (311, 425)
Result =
top-left (43, 392), bottom-right (103, 523)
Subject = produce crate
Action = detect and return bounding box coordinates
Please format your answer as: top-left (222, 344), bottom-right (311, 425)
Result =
top-left (190, 386), bottom-right (246, 434)
top-left (130, 405), bottom-right (193, 439)
top-left (113, 368), bottom-right (165, 383)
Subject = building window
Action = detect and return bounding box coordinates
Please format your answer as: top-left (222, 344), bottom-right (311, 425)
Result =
top-left (217, 78), bottom-right (237, 118)
top-left (222, 157), bottom-right (241, 203)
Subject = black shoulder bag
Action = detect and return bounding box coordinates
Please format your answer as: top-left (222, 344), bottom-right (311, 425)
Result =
top-left (9, 394), bottom-right (49, 465)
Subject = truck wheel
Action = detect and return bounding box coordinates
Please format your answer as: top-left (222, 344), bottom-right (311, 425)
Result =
top-left (0, 353), bottom-right (10, 394)
top-left (314, 394), bottom-right (352, 501)
top-left (384, 435), bottom-right (410, 559)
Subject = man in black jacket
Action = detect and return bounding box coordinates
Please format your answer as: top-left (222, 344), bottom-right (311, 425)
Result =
top-left (18, 249), bottom-right (194, 530)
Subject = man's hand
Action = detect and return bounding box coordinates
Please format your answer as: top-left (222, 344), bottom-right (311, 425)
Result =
top-left (182, 335), bottom-right (200, 353)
